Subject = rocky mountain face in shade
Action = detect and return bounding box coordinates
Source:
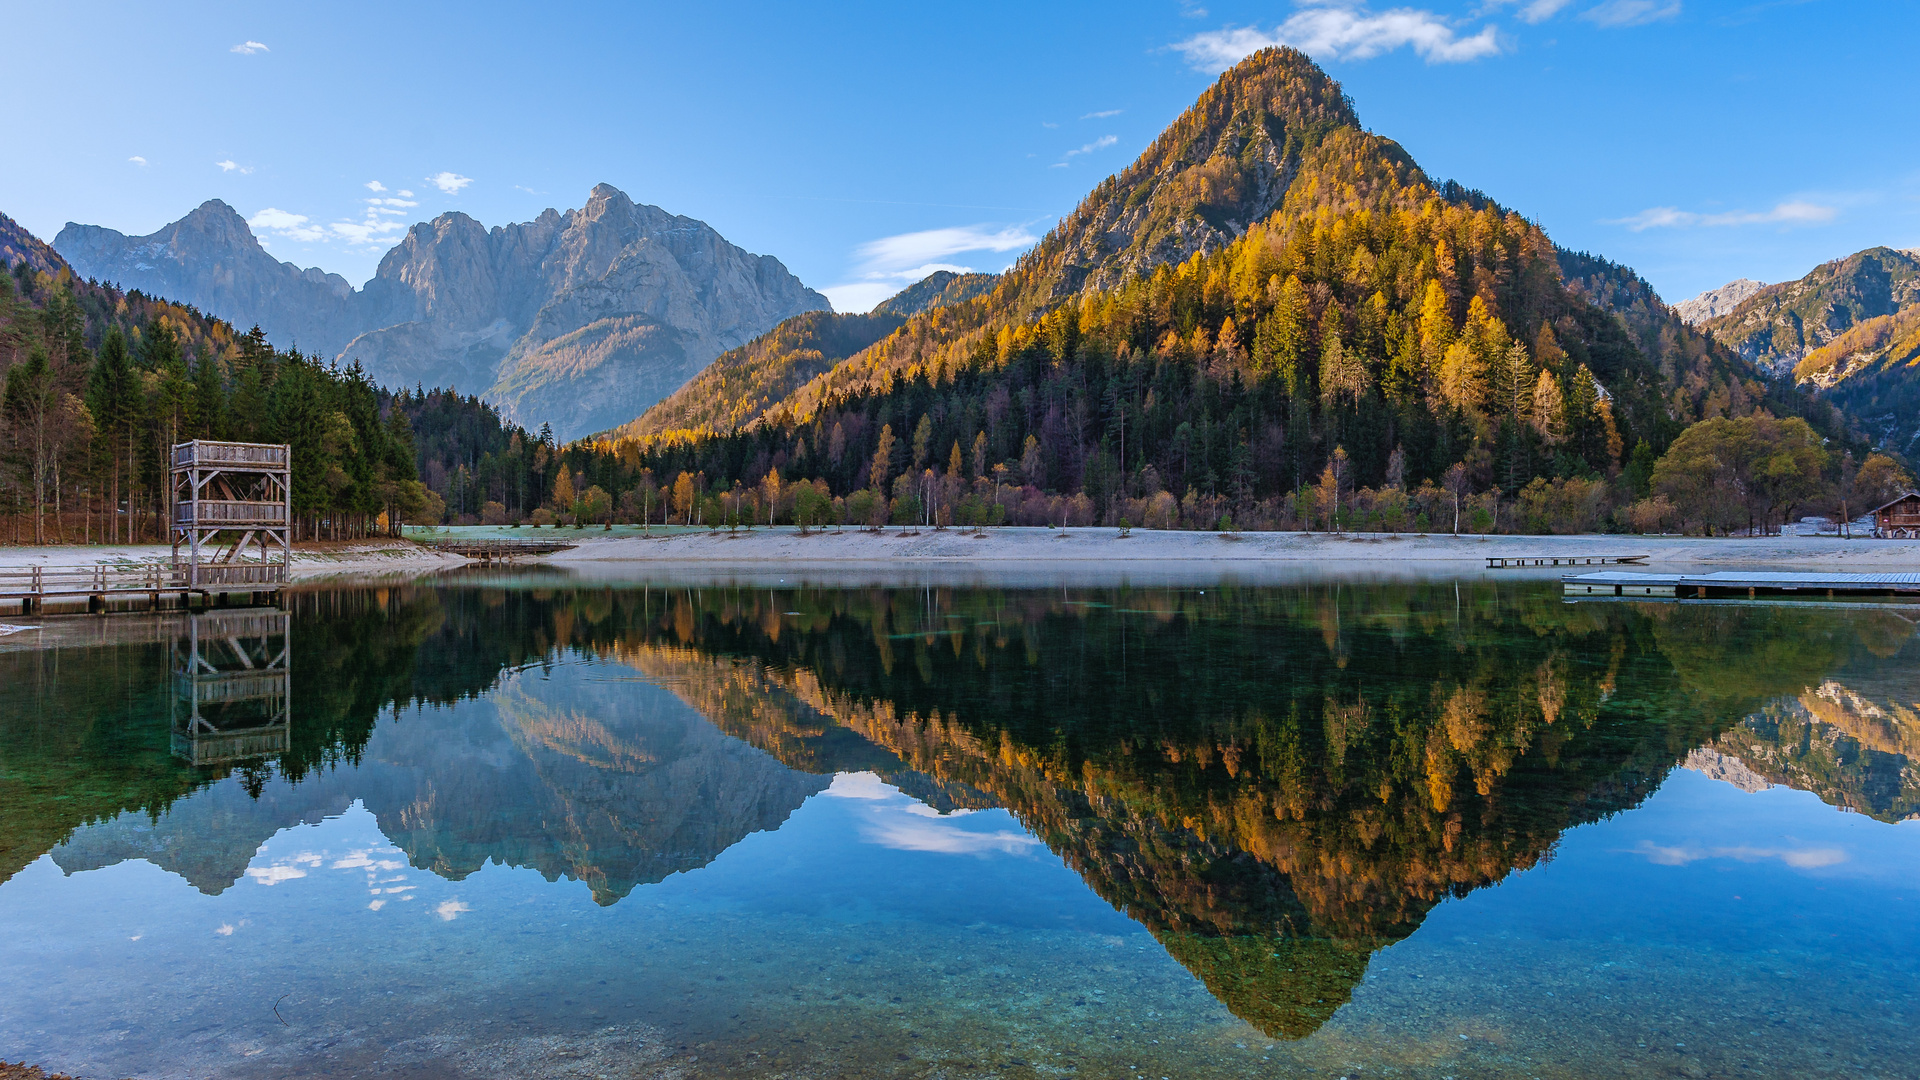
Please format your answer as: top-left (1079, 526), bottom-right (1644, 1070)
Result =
top-left (52, 185), bottom-right (830, 439)
top-left (1673, 277), bottom-right (1766, 326)
top-left (52, 200), bottom-right (359, 350)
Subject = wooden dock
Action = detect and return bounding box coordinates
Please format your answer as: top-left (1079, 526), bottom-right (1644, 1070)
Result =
top-left (1489, 553), bottom-right (1649, 569)
top-left (0, 563), bottom-right (283, 616)
top-left (1564, 570), bottom-right (1920, 600)
top-left (426, 538), bottom-right (578, 562)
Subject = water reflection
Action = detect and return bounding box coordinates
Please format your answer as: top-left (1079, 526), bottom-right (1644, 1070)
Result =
top-left (2, 580), bottom-right (1918, 1068)
top-left (170, 611), bottom-right (291, 767)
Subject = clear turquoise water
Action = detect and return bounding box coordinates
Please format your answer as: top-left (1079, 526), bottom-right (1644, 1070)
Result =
top-left (2, 578), bottom-right (1917, 1078)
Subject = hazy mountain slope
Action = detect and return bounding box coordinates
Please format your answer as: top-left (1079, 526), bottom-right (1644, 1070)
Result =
top-left (608, 271), bottom-right (1004, 441)
top-left (54, 185), bottom-right (830, 439)
top-left (1701, 247), bottom-right (1920, 375)
top-left (54, 201), bottom-right (358, 352)
top-left (601, 310), bottom-right (903, 442)
top-left (872, 270), bottom-right (998, 317)
top-left (1674, 278), bottom-right (1766, 325)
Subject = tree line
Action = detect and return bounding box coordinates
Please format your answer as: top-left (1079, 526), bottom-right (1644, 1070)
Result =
top-left (0, 260), bottom-right (433, 544)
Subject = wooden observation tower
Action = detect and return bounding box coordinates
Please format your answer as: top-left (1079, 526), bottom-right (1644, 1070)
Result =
top-left (170, 440), bottom-right (292, 588)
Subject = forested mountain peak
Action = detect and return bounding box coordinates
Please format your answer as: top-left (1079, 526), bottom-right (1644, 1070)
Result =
top-left (1009, 47), bottom-right (1387, 312)
top-left (582, 46), bottom-right (1853, 540)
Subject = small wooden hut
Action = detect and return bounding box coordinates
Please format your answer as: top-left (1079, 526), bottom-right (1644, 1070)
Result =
top-left (1871, 491), bottom-right (1920, 539)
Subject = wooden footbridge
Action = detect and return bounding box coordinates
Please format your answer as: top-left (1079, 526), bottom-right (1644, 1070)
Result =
top-left (0, 562), bottom-right (285, 616)
top-left (423, 538), bottom-right (577, 562)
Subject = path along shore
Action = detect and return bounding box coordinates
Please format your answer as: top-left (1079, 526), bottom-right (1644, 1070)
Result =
top-left (3, 529), bottom-right (1915, 579)
top-left (545, 526), bottom-right (1920, 571)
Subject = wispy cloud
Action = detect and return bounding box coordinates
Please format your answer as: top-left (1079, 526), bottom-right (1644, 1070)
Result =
top-left (230, 40), bottom-right (268, 55)
top-left (434, 899), bottom-right (470, 921)
top-left (513, 184), bottom-right (548, 196)
top-left (427, 171), bottom-right (472, 194)
top-left (1173, 3), bottom-right (1502, 70)
top-left (1612, 200), bottom-right (1836, 231)
top-left (1582, 0), bottom-right (1681, 26)
top-left (856, 224), bottom-right (1038, 274)
top-left (365, 180), bottom-right (387, 192)
top-left (821, 224), bottom-right (1041, 313)
top-left (215, 159), bottom-right (252, 174)
top-left (128, 155), bottom-right (147, 166)
top-left (248, 207), bottom-right (325, 242)
top-left (1081, 109), bottom-right (1123, 119)
top-left (1064, 135), bottom-right (1118, 159)
top-left (1517, 0), bottom-right (1575, 21)
top-left (1632, 840), bottom-right (1846, 869)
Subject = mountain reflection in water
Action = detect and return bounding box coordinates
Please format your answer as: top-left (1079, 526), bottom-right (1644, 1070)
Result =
top-left (3, 579), bottom-right (1917, 1048)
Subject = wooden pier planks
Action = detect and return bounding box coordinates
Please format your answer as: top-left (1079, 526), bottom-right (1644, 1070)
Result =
top-left (1487, 553), bottom-right (1650, 569)
top-left (1563, 570), bottom-right (1920, 600)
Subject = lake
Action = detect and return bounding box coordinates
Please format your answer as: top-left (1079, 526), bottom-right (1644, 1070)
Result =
top-left (3, 573), bottom-right (1917, 1079)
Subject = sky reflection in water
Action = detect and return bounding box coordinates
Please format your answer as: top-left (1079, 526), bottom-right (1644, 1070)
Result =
top-left (2, 578), bottom-right (1918, 1079)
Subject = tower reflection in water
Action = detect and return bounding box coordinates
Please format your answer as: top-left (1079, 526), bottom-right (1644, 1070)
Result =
top-left (169, 610), bottom-right (290, 767)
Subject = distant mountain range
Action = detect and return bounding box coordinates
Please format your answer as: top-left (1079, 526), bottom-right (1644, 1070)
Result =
top-left (52, 185), bottom-right (830, 439)
top-left (1681, 247), bottom-right (1920, 454)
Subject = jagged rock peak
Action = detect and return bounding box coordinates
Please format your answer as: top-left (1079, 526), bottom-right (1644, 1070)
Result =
top-left (1674, 278), bottom-right (1767, 326)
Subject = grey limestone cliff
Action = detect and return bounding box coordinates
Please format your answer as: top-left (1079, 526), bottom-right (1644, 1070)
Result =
top-left (53, 185), bottom-right (830, 439)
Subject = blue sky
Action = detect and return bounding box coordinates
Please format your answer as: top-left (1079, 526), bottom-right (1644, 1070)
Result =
top-left (5, 1), bottom-right (1915, 312)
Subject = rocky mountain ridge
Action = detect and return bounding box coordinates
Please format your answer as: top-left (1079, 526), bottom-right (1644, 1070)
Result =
top-left (1674, 277), bottom-right (1766, 325)
top-left (51, 186), bottom-right (829, 439)
top-left (1696, 246), bottom-right (1920, 454)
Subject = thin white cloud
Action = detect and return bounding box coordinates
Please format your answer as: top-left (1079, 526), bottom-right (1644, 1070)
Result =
top-left (434, 899), bottom-right (471, 921)
top-left (1612, 200), bottom-right (1836, 231)
top-left (128, 155), bottom-right (147, 166)
top-left (217, 159), bottom-right (238, 172)
top-left (1582, 0), bottom-right (1681, 27)
top-left (1632, 840), bottom-right (1846, 869)
top-left (1064, 134), bottom-right (1118, 159)
top-left (246, 865), bottom-right (307, 885)
top-left (230, 40), bottom-right (269, 55)
top-left (1174, 3), bottom-right (1502, 70)
top-left (1518, 0), bottom-right (1575, 21)
top-left (823, 225), bottom-right (1039, 312)
top-left (248, 207), bottom-right (325, 242)
top-left (398, 189), bottom-right (414, 198)
top-left (1048, 162), bottom-right (1070, 169)
top-left (365, 180), bottom-right (387, 192)
top-left (856, 224), bottom-right (1038, 274)
top-left (513, 184), bottom-right (548, 196)
top-left (1041, 121), bottom-right (1059, 129)
top-left (427, 171), bottom-right (472, 194)
top-left (1081, 109), bottom-right (1123, 119)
